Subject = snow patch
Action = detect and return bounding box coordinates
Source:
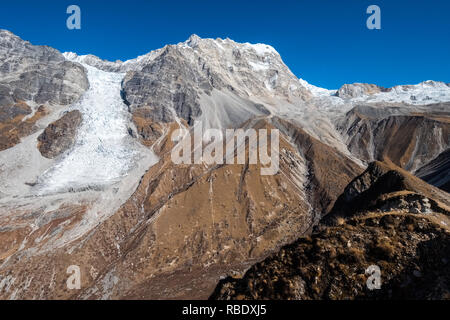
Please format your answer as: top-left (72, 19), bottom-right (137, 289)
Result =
top-left (298, 78), bottom-right (336, 97)
top-left (246, 43), bottom-right (278, 56)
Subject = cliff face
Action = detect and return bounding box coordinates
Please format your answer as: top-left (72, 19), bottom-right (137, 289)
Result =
top-left (0, 30), bottom-right (88, 107)
top-left (335, 83), bottom-right (387, 99)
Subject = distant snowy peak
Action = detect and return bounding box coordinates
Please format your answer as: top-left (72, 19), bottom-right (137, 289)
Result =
top-left (64, 35), bottom-right (281, 75)
top-left (298, 78), bottom-right (337, 97)
top-left (182, 34), bottom-right (279, 57)
top-left (300, 79), bottom-right (450, 106)
top-left (62, 35), bottom-right (310, 100)
top-left (61, 34), bottom-right (450, 105)
top-left (332, 81), bottom-right (450, 105)
top-left (0, 29), bottom-right (22, 43)
top-left (63, 52), bottom-right (123, 72)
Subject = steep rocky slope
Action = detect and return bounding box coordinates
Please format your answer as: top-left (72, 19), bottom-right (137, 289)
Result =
top-left (336, 104), bottom-right (450, 172)
top-left (416, 149), bottom-right (450, 192)
top-left (0, 103), bottom-right (47, 150)
top-left (212, 212), bottom-right (450, 300)
top-left (212, 162), bottom-right (450, 300)
top-left (335, 83), bottom-right (388, 99)
top-left (37, 110), bottom-right (82, 158)
top-left (120, 35), bottom-right (314, 149)
top-left (0, 118), bottom-right (362, 299)
top-left (0, 29), bottom-right (88, 106)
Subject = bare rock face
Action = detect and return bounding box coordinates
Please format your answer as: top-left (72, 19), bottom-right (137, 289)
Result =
top-left (416, 149), bottom-right (450, 192)
top-left (0, 30), bottom-right (89, 107)
top-left (122, 46), bottom-right (203, 124)
top-left (0, 98), bottom-right (32, 122)
top-left (335, 83), bottom-right (386, 99)
top-left (337, 104), bottom-right (450, 172)
top-left (37, 110), bottom-right (82, 158)
top-left (131, 108), bottom-right (170, 146)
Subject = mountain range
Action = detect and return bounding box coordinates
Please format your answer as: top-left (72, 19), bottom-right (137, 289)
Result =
top-left (0, 29), bottom-right (448, 300)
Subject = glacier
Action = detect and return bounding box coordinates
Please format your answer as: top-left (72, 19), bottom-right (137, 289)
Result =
top-left (36, 63), bottom-right (141, 194)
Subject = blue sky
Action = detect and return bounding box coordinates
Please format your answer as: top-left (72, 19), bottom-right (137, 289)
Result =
top-left (0, 0), bottom-right (449, 89)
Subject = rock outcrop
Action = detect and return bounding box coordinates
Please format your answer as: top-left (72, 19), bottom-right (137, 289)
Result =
top-left (121, 35), bottom-right (312, 131)
top-left (37, 110), bottom-right (82, 158)
top-left (0, 30), bottom-right (449, 301)
top-left (323, 161), bottom-right (449, 225)
top-left (0, 30), bottom-right (88, 107)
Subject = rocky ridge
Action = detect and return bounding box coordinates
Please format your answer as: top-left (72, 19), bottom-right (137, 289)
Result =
top-left (212, 161), bottom-right (450, 300)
